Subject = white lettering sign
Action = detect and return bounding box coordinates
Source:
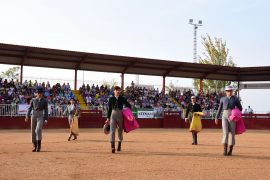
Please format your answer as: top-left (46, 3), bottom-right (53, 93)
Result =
top-left (137, 111), bottom-right (154, 118)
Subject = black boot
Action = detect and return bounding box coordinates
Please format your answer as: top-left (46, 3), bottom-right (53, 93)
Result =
top-left (227, 145), bottom-right (233, 156)
top-left (192, 132), bottom-right (195, 145)
top-left (32, 142), bottom-right (37, 152)
top-left (223, 144), bottom-right (228, 156)
top-left (194, 133), bottom-right (198, 145)
top-left (111, 142), bottom-right (115, 153)
top-left (36, 140), bottom-right (41, 152)
top-left (117, 142), bottom-right (122, 152)
top-left (68, 134), bottom-right (72, 141)
top-left (72, 133), bottom-right (77, 140)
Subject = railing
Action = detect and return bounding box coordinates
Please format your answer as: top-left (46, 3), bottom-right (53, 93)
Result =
top-left (242, 113), bottom-right (270, 119)
top-left (202, 109), bottom-right (217, 120)
top-left (0, 104), bottom-right (104, 117)
top-left (0, 104), bottom-right (19, 117)
top-left (1, 104), bottom-right (269, 119)
top-left (0, 104), bottom-right (179, 118)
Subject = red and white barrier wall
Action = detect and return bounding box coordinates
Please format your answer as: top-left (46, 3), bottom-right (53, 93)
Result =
top-left (0, 111), bottom-right (269, 129)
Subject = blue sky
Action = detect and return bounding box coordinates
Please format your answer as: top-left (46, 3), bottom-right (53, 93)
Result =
top-left (0, 0), bottom-right (269, 112)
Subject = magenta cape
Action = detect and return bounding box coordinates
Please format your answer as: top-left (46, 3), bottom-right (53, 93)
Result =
top-left (122, 108), bottom-right (139, 133)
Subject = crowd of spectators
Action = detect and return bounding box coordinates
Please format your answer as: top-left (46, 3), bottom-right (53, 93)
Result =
top-left (79, 83), bottom-right (112, 110)
top-left (0, 78), bottom-right (75, 108)
top-left (2, 78), bottom-right (257, 117)
top-left (79, 82), bottom-right (181, 117)
top-left (0, 74), bottom-right (262, 120)
top-left (125, 85), bottom-right (178, 110)
top-left (1, 78), bottom-right (223, 113)
top-left (79, 82), bottom-right (179, 109)
top-left (0, 78), bottom-right (76, 116)
top-left (169, 89), bottom-right (225, 111)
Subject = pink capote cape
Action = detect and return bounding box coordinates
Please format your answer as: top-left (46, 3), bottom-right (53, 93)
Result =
top-left (229, 108), bottom-right (246, 135)
top-left (122, 108), bottom-right (139, 133)
top-left (229, 108), bottom-right (242, 122)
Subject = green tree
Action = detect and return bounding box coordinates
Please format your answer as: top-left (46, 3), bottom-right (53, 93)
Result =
top-left (110, 79), bottom-right (119, 87)
top-left (164, 80), bottom-right (174, 94)
top-left (0, 66), bottom-right (20, 80)
top-left (194, 34), bottom-right (236, 92)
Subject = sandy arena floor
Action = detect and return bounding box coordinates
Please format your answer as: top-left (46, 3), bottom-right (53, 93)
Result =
top-left (0, 128), bottom-right (269, 180)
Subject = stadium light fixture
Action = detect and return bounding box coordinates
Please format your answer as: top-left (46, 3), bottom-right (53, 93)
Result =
top-left (189, 19), bottom-right (203, 63)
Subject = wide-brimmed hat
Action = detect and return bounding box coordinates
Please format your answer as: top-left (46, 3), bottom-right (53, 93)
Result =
top-left (103, 122), bottom-right (110, 135)
top-left (225, 85), bottom-right (234, 91)
top-left (36, 87), bottom-right (44, 93)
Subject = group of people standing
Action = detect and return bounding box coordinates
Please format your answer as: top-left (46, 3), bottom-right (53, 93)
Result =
top-left (25, 87), bottom-right (79, 152)
top-left (184, 85), bottom-right (242, 156)
top-left (25, 85), bottom-right (242, 156)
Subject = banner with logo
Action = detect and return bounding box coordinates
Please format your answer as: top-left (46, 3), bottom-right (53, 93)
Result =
top-left (18, 104), bottom-right (52, 115)
top-left (18, 104), bottom-right (29, 115)
top-left (137, 109), bottom-right (154, 118)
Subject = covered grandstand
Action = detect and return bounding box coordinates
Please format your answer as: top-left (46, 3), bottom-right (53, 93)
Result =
top-left (0, 43), bottom-right (270, 91)
top-left (0, 43), bottom-right (270, 129)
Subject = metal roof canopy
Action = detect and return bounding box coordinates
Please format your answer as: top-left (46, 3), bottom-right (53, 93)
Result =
top-left (0, 43), bottom-right (270, 82)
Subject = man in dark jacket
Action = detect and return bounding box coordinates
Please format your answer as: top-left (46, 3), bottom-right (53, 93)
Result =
top-left (25, 87), bottom-right (48, 152)
top-left (106, 86), bottom-right (131, 153)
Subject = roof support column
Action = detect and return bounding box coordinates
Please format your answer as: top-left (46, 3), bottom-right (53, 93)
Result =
top-left (162, 76), bottom-right (166, 96)
top-left (200, 79), bottom-right (203, 94)
top-left (121, 73), bottom-right (124, 90)
top-left (74, 69), bottom-right (78, 90)
top-left (237, 81), bottom-right (240, 97)
top-left (20, 65), bottom-right (23, 84)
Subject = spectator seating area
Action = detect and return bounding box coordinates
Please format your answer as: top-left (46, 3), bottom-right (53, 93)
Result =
top-left (0, 78), bottom-right (75, 106)
top-left (1, 78), bottom-right (232, 118)
top-left (169, 89), bottom-right (225, 111)
top-left (79, 83), bottom-right (180, 110)
top-left (79, 84), bottom-right (111, 110)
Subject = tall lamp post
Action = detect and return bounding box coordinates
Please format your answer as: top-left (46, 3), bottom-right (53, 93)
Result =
top-left (189, 19), bottom-right (202, 63)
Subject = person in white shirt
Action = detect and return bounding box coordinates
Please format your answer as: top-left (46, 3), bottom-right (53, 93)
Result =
top-left (247, 106), bottom-right (253, 114)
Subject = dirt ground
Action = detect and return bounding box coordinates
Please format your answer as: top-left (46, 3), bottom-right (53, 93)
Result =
top-left (0, 128), bottom-right (269, 180)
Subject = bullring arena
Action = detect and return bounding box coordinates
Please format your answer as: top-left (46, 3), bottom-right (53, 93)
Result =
top-left (0, 128), bottom-right (270, 180)
top-left (1, 44), bottom-right (270, 180)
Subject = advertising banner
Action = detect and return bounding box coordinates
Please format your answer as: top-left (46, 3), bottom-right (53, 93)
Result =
top-left (137, 109), bottom-right (154, 118)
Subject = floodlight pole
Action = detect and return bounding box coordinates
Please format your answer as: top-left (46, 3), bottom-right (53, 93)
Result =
top-left (189, 19), bottom-right (202, 63)
top-left (189, 19), bottom-right (203, 93)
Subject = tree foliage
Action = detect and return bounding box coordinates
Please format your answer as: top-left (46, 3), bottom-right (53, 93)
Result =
top-left (193, 34), bottom-right (236, 92)
top-left (0, 66), bottom-right (20, 80)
